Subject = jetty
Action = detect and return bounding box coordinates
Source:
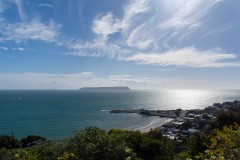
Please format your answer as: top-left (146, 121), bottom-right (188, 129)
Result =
top-left (110, 109), bottom-right (179, 118)
top-left (110, 109), bottom-right (140, 113)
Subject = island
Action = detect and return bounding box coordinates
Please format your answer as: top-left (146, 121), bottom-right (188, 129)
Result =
top-left (79, 86), bottom-right (131, 91)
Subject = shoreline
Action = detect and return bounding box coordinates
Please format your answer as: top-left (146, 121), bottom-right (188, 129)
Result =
top-left (110, 100), bottom-right (240, 134)
top-left (126, 117), bottom-right (174, 132)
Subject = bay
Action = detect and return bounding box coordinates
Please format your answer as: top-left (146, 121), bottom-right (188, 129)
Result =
top-left (0, 89), bottom-right (240, 139)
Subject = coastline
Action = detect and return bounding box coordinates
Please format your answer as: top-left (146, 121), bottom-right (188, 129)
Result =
top-left (126, 117), bottom-right (174, 132)
top-left (110, 100), bottom-right (240, 141)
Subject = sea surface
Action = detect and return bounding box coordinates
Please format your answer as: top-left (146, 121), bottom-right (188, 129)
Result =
top-left (0, 89), bottom-right (240, 139)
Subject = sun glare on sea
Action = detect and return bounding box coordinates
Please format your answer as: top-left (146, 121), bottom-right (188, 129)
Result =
top-left (165, 89), bottom-right (213, 109)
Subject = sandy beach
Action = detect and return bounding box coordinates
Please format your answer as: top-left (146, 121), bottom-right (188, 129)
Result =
top-left (127, 117), bottom-right (174, 132)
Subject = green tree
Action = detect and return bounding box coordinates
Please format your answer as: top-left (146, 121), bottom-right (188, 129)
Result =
top-left (110, 129), bottom-right (175, 160)
top-left (140, 130), bottom-right (174, 160)
top-left (0, 135), bottom-right (20, 149)
top-left (198, 123), bottom-right (240, 160)
top-left (209, 111), bottom-right (240, 131)
top-left (66, 127), bottom-right (137, 160)
top-left (33, 142), bottom-right (65, 160)
top-left (184, 132), bottom-right (208, 159)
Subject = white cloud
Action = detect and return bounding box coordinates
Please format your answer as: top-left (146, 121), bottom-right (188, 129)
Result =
top-left (0, 20), bottom-right (61, 43)
top-left (38, 3), bottom-right (54, 8)
top-left (18, 47), bottom-right (24, 51)
top-left (92, 12), bottom-right (121, 41)
top-left (127, 47), bottom-right (240, 68)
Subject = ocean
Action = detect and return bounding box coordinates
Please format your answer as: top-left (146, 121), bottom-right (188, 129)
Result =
top-left (0, 89), bottom-right (240, 139)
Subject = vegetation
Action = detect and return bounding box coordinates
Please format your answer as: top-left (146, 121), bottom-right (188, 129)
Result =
top-left (0, 135), bottom-right (20, 149)
top-left (208, 111), bottom-right (240, 130)
top-left (198, 123), bottom-right (240, 160)
top-left (0, 128), bottom-right (174, 160)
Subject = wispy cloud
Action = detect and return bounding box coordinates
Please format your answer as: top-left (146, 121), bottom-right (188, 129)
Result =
top-left (14, 0), bottom-right (26, 21)
top-left (0, 46), bottom-right (25, 51)
top-left (18, 47), bottom-right (24, 51)
top-left (0, 46), bottom-right (9, 51)
top-left (122, 0), bottom-right (149, 32)
top-left (127, 47), bottom-right (240, 68)
top-left (68, 40), bottom-right (131, 59)
top-left (68, 0), bottom-right (240, 68)
top-left (0, 20), bottom-right (61, 43)
top-left (160, 0), bottom-right (221, 29)
top-left (126, 24), bottom-right (154, 50)
top-left (38, 3), bottom-right (54, 8)
top-left (158, 0), bottom-right (222, 41)
top-left (0, 0), bottom-right (239, 69)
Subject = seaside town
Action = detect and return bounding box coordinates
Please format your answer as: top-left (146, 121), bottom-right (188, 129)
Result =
top-left (110, 100), bottom-right (240, 150)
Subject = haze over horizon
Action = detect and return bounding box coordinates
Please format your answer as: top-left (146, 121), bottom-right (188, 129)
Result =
top-left (0, 0), bottom-right (240, 90)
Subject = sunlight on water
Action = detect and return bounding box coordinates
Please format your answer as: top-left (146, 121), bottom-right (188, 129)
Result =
top-left (167, 89), bottom-right (213, 109)
top-left (146, 89), bottom-right (236, 110)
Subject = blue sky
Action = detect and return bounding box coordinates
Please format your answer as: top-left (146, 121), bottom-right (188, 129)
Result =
top-left (0, 0), bottom-right (240, 89)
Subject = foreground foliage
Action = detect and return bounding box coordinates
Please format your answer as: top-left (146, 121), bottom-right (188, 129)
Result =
top-left (0, 127), bottom-right (175, 160)
top-left (198, 123), bottom-right (240, 160)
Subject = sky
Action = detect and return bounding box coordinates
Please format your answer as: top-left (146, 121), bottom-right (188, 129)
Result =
top-left (0, 0), bottom-right (240, 89)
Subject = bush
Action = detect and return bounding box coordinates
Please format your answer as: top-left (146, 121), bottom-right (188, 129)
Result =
top-left (66, 127), bottom-right (137, 160)
top-left (208, 111), bottom-right (240, 131)
top-left (198, 124), bottom-right (240, 160)
top-left (0, 127), bottom-right (176, 160)
top-left (0, 135), bottom-right (20, 149)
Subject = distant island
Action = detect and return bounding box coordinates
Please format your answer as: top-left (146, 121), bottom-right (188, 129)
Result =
top-left (79, 86), bottom-right (131, 91)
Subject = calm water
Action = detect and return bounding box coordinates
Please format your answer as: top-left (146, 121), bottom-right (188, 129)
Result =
top-left (0, 89), bottom-right (240, 139)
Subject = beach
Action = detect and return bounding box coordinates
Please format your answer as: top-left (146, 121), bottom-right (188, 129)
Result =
top-left (127, 117), bottom-right (174, 132)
